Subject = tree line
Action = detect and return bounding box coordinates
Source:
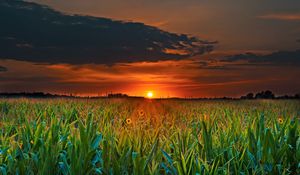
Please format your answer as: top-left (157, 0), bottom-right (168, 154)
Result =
top-left (240, 90), bottom-right (300, 99)
top-left (0, 91), bottom-right (299, 99)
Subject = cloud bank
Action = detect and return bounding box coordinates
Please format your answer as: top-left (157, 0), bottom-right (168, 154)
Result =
top-left (0, 0), bottom-right (215, 65)
top-left (221, 50), bottom-right (300, 66)
top-left (258, 13), bottom-right (300, 21)
top-left (0, 66), bottom-right (7, 72)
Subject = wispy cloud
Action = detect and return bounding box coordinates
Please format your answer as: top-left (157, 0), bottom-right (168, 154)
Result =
top-left (0, 66), bottom-right (7, 72)
top-left (258, 13), bottom-right (300, 21)
top-left (1, 55), bottom-right (300, 97)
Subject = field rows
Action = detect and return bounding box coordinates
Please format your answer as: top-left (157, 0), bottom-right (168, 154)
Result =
top-left (0, 99), bottom-right (299, 174)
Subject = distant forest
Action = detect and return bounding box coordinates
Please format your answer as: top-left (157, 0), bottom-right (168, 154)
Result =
top-left (240, 90), bottom-right (299, 99)
top-left (0, 90), bottom-right (299, 99)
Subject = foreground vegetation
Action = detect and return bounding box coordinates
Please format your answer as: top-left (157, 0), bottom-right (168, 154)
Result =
top-left (0, 98), bottom-right (299, 174)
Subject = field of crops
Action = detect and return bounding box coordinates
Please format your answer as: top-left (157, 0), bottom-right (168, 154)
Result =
top-left (0, 98), bottom-right (299, 175)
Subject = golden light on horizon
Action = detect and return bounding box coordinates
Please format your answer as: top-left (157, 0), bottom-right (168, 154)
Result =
top-left (147, 91), bottom-right (153, 98)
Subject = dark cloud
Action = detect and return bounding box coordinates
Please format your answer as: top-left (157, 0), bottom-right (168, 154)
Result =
top-left (0, 66), bottom-right (8, 72)
top-left (0, 0), bottom-right (215, 65)
top-left (258, 13), bottom-right (300, 21)
top-left (0, 75), bottom-right (58, 82)
top-left (221, 50), bottom-right (300, 66)
top-left (196, 61), bottom-right (237, 70)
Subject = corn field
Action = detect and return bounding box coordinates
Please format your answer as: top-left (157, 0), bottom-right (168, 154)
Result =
top-left (0, 98), bottom-right (299, 174)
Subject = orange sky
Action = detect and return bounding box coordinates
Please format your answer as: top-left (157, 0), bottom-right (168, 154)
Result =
top-left (1, 51), bottom-right (300, 97)
top-left (0, 0), bottom-right (300, 97)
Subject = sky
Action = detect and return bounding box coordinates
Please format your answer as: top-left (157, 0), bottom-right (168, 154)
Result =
top-left (0, 0), bottom-right (300, 97)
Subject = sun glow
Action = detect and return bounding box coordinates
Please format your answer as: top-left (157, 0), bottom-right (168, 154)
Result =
top-left (147, 91), bottom-right (153, 98)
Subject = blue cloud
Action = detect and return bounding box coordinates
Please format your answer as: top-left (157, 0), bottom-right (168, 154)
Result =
top-left (0, 0), bottom-right (215, 65)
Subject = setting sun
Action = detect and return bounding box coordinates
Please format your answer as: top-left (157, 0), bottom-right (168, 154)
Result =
top-left (147, 91), bottom-right (153, 98)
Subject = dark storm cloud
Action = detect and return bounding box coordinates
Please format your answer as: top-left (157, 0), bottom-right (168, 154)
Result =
top-left (0, 66), bottom-right (8, 72)
top-left (222, 50), bottom-right (300, 66)
top-left (0, 0), bottom-right (215, 65)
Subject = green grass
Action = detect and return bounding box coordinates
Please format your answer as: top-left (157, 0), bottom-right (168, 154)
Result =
top-left (0, 98), bottom-right (299, 174)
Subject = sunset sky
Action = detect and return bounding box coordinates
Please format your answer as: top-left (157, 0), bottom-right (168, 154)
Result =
top-left (0, 0), bottom-right (300, 97)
